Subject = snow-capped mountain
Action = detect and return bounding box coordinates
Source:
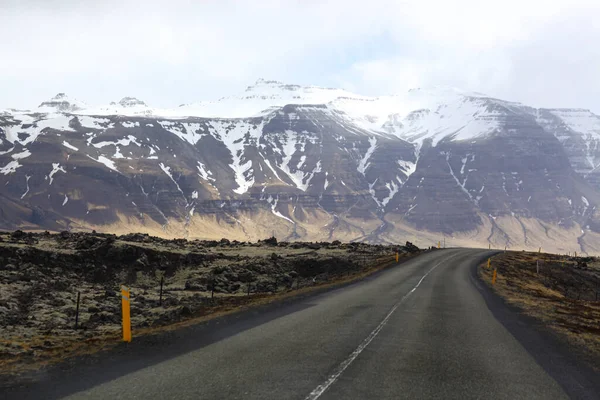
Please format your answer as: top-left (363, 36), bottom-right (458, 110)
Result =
top-left (177, 78), bottom-right (367, 118)
top-left (2, 79), bottom-right (600, 254)
top-left (37, 93), bottom-right (87, 113)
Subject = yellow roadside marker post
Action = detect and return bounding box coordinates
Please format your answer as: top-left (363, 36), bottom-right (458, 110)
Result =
top-left (438, 241), bottom-right (440, 249)
top-left (396, 252), bottom-right (399, 263)
top-left (121, 285), bottom-right (132, 343)
top-left (487, 258), bottom-right (491, 269)
top-left (492, 268), bottom-right (497, 285)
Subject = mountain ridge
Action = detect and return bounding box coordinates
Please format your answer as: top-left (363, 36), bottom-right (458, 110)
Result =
top-left (2, 80), bottom-right (600, 254)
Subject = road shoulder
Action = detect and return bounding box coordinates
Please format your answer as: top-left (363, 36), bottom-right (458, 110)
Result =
top-left (470, 253), bottom-right (600, 399)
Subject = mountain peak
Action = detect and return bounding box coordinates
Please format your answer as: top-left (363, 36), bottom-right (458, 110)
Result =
top-left (245, 79), bottom-right (297, 93)
top-left (118, 97), bottom-right (147, 108)
top-left (406, 86), bottom-right (487, 98)
top-left (245, 78), bottom-right (344, 93)
top-left (243, 79), bottom-right (359, 101)
top-left (254, 78), bottom-right (284, 85)
top-left (174, 79), bottom-right (368, 118)
top-left (38, 93), bottom-right (86, 112)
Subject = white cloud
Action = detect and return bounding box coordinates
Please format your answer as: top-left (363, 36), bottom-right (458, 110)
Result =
top-left (334, 0), bottom-right (600, 111)
top-left (1, 0), bottom-right (599, 112)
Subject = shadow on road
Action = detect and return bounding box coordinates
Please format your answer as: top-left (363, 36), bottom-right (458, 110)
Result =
top-left (4, 298), bottom-right (317, 399)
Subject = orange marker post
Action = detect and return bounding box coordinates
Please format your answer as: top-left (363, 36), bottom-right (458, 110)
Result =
top-left (121, 285), bottom-right (132, 343)
top-left (487, 258), bottom-right (491, 269)
top-left (395, 252), bottom-right (399, 263)
top-left (492, 268), bottom-right (497, 285)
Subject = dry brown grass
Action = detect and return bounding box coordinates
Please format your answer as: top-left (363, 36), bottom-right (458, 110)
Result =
top-left (479, 251), bottom-right (600, 360)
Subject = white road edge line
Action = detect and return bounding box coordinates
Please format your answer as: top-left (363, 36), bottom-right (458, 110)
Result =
top-left (304, 252), bottom-right (459, 400)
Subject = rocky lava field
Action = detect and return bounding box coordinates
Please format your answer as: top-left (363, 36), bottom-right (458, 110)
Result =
top-left (0, 230), bottom-right (419, 374)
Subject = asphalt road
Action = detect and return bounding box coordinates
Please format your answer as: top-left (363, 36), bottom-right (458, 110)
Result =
top-left (4, 249), bottom-right (599, 399)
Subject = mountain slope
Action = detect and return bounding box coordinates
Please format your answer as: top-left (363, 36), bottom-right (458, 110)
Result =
top-left (1, 80), bottom-right (600, 254)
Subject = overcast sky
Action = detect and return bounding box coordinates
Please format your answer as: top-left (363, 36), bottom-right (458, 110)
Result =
top-left (2, 0), bottom-right (599, 112)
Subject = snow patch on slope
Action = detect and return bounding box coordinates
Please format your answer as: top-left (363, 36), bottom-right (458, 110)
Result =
top-left (159, 163), bottom-right (185, 197)
top-left (159, 121), bottom-right (205, 145)
top-left (77, 116), bottom-right (114, 129)
top-left (0, 161), bottom-right (21, 175)
top-left (582, 196), bottom-right (590, 207)
top-left (548, 109), bottom-right (600, 138)
top-left (121, 121), bottom-right (139, 128)
top-left (62, 141), bottom-right (79, 151)
top-left (87, 155), bottom-right (118, 171)
top-left (445, 153), bottom-right (477, 205)
top-left (0, 146), bottom-right (15, 156)
top-left (357, 137), bottom-right (377, 175)
top-left (208, 120), bottom-right (264, 194)
top-left (335, 88), bottom-right (502, 146)
top-left (92, 135), bottom-right (141, 149)
top-left (381, 178), bottom-right (401, 207)
top-left (4, 114), bottom-right (76, 145)
top-left (266, 195), bottom-right (294, 224)
top-left (197, 161), bottom-right (215, 182)
top-left (279, 130), bottom-right (314, 191)
top-left (11, 149), bottom-right (31, 160)
top-left (368, 179), bottom-right (381, 207)
top-left (48, 163), bottom-right (66, 184)
top-left (21, 175), bottom-right (31, 199)
top-left (273, 131), bottom-right (322, 192)
top-left (397, 160), bottom-right (416, 179)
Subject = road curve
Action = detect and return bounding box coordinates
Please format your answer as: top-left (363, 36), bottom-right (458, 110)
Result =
top-left (4, 249), bottom-right (599, 399)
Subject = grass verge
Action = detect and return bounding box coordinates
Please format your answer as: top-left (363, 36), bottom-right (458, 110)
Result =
top-left (479, 251), bottom-right (600, 365)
